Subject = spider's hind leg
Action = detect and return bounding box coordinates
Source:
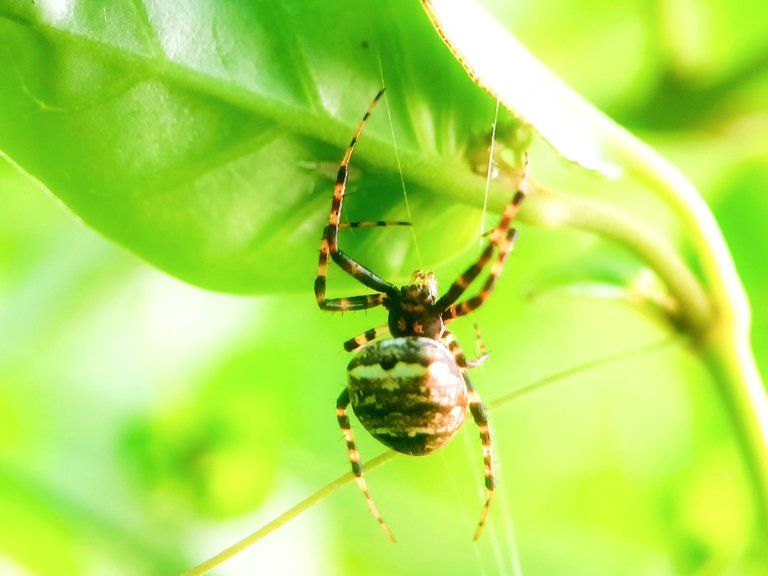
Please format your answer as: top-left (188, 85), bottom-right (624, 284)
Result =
top-left (464, 373), bottom-right (495, 541)
top-left (337, 389), bottom-right (397, 542)
top-left (441, 331), bottom-right (495, 540)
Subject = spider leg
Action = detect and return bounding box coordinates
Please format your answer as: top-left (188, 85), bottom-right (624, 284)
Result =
top-left (436, 157), bottom-right (528, 319)
top-left (468, 323), bottom-right (489, 368)
top-left (464, 372), bottom-right (495, 541)
top-left (337, 389), bottom-right (397, 542)
top-left (442, 329), bottom-right (487, 368)
top-left (343, 325), bottom-right (390, 352)
top-left (317, 292), bottom-right (386, 312)
top-left (435, 239), bottom-right (497, 311)
top-left (443, 227), bottom-right (520, 321)
top-left (339, 220), bottom-right (412, 229)
top-left (315, 89), bottom-right (399, 311)
top-left (440, 332), bottom-right (495, 540)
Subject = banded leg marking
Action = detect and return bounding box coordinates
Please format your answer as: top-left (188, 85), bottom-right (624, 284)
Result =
top-left (339, 220), bottom-right (412, 230)
top-left (442, 335), bottom-right (494, 539)
top-left (435, 240), bottom-right (497, 311)
top-left (343, 325), bottom-right (390, 352)
top-left (315, 284), bottom-right (386, 312)
top-left (485, 153), bottom-right (528, 248)
top-left (315, 89), bottom-right (397, 310)
top-left (337, 389), bottom-right (396, 542)
top-left (445, 227), bottom-right (520, 320)
top-left (439, 158), bottom-right (528, 322)
top-left (441, 330), bottom-right (487, 369)
top-left (469, 323), bottom-right (489, 368)
top-left (464, 373), bottom-right (495, 541)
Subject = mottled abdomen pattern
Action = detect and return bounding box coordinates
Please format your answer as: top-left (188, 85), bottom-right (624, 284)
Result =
top-left (347, 337), bottom-right (467, 456)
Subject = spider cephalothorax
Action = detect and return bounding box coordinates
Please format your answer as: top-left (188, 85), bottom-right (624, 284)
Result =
top-left (315, 89), bottom-right (527, 542)
top-left (386, 271), bottom-right (443, 339)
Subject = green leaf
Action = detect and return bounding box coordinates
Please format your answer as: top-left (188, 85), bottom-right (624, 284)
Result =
top-left (2, 2), bottom-right (766, 575)
top-left (0, 1), bottom-right (509, 293)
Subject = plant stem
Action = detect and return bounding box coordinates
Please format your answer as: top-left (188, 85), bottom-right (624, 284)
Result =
top-left (521, 183), bottom-right (711, 333)
top-left (182, 452), bottom-right (398, 576)
top-left (703, 330), bottom-right (768, 530)
top-left (602, 119), bottom-right (768, 529)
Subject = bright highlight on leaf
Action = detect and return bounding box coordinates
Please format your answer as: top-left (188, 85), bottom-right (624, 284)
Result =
top-left (421, 0), bottom-right (622, 177)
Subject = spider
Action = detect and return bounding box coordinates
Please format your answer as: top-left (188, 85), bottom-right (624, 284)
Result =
top-left (315, 89), bottom-right (527, 542)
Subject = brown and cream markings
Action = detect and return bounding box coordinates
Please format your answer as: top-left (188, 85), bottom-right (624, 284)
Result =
top-left (316, 88), bottom-right (528, 541)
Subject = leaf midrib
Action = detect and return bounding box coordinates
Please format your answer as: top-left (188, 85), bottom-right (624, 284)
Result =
top-left (0, 9), bottom-right (510, 213)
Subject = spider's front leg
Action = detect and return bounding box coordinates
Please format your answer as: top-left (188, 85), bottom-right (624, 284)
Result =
top-left (437, 158), bottom-right (528, 322)
top-left (445, 227), bottom-right (519, 320)
top-left (314, 88), bottom-right (398, 312)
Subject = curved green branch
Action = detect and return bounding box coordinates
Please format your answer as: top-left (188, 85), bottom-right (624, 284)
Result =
top-left (420, 0), bottom-right (768, 532)
top-left (599, 110), bottom-right (768, 531)
top-left (521, 183), bottom-right (711, 333)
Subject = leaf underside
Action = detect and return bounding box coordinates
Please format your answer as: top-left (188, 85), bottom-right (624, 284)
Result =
top-left (0, 1), bottom-right (507, 293)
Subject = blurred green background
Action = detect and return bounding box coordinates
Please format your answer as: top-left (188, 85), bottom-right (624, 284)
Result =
top-left (1, 1), bottom-right (767, 575)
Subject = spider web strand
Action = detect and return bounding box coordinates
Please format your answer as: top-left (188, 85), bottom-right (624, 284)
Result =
top-left (481, 98), bottom-right (501, 245)
top-left (376, 46), bottom-right (424, 269)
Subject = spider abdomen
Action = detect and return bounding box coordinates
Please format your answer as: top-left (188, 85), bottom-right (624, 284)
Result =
top-left (347, 337), bottom-right (468, 456)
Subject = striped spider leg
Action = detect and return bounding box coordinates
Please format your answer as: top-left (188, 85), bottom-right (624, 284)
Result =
top-left (438, 157), bottom-right (528, 324)
top-left (315, 88), bottom-right (403, 541)
top-left (314, 88), bottom-right (404, 313)
top-left (316, 90), bottom-right (527, 542)
top-left (441, 329), bottom-right (494, 540)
